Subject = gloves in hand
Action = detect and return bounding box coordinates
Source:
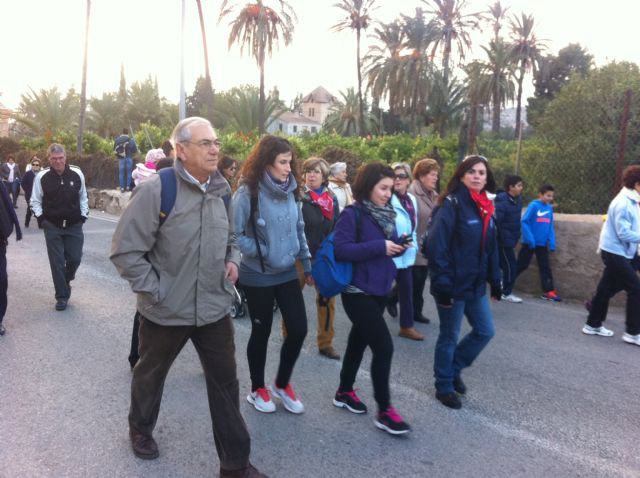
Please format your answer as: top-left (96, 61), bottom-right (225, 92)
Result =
top-left (434, 292), bottom-right (452, 307)
top-left (490, 283), bottom-right (502, 301)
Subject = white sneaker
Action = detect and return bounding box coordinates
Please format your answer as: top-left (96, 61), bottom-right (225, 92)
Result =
top-left (582, 324), bottom-right (614, 337)
top-left (622, 332), bottom-right (640, 346)
top-left (270, 383), bottom-right (304, 414)
top-left (501, 293), bottom-right (523, 303)
top-left (247, 387), bottom-right (276, 413)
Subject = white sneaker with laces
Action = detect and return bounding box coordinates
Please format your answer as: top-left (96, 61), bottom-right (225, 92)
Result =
top-left (582, 324), bottom-right (614, 337)
top-left (247, 387), bottom-right (276, 413)
top-left (622, 332), bottom-right (640, 346)
top-left (501, 293), bottom-right (523, 303)
top-left (270, 383), bottom-right (304, 414)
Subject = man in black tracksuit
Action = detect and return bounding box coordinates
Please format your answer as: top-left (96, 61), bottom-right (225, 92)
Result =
top-left (31, 144), bottom-right (89, 311)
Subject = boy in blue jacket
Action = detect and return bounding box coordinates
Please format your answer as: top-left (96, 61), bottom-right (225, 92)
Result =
top-left (494, 175), bottom-right (523, 303)
top-left (515, 184), bottom-right (561, 301)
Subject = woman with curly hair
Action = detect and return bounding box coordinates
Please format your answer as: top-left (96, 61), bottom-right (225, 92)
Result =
top-left (233, 135), bottom-right (311, 415)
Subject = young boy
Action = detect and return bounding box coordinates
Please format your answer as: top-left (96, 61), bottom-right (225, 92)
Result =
top-left (495, 175), bottom-right (524, 303)
top-left (516, 184), bottom-right (561, 301)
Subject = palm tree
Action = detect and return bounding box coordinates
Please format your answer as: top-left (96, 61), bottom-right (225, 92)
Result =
top-left (87, 93), bottom-right (121, 138)
top-left (219, 0), bottom-right (296, 134)
top-left (332, 0), bottom-right (377, 137)
top-left (480, 39), bottom-right (515, 134)
top-left (462, 61), bottom-right (491, 151)
top-left (486, 1), bottom-right (508, 42)
top-left (216, 84), bottom-right (284, 132)
top-left (14, 87), bottom-right (80, 139)
top-left (509, 12), bottom-right (545, 138)
top-left (77, 0), bottom-right (91, 154)
top-left (422, 0), bottom-right (480, 90)
top-left (195, 0), bottom-right (215, 123)
top-left (324, 87), bottom-right (378, 136)
top-left (426, 71), bottom-right (466, 138)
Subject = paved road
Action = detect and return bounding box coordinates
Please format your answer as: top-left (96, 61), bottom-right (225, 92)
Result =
top-left (1, 200), bottom-right (639, 478)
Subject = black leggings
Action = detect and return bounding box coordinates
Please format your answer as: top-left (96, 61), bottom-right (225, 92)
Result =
top-left (243, 279), bottom-right (308, 391)
top-left (339, 293), bottom-right (394, 412)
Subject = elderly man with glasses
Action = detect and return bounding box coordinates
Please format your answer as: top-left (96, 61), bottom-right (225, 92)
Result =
top-left (31, 144), bottom-right (88, 311)
top-left (111, 117), bottom-right (266, 478)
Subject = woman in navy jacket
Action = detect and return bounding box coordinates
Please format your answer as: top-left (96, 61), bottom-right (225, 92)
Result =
top-left (426, 155), bottom-right (501, 410)
top-left (332, 162), bottom-right (411, 435)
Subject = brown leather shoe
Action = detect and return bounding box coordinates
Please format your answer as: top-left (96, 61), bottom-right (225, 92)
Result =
top-left (129, 429), bottom-right (159, 460)
top-left (319, 346), bottom-right (341, 360)
top-left (220, 463), bottom-right (269, 478)
top-left (399, 327), bottom-right (424, 341)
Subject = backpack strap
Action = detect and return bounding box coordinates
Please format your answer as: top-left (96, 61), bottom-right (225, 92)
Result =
top-left (249, 194), bottom-right (265, 273)
top-left (158, 168), bottom-right (177, 226)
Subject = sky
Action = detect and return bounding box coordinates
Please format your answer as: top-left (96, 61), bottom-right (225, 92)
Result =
top-left (2, 0), bottom-right (640, 111)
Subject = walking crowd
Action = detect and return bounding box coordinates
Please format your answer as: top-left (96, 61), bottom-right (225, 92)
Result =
top-left (2, 116), bottom-right (640, 478)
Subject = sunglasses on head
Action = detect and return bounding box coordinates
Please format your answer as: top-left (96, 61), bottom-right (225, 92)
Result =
top-left (394, 174), bottom-right (409, 180)
top-left (463, 155), bottom-right (488, 162)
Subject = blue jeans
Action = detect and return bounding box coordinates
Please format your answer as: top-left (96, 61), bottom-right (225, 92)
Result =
top-left (434, 295), bottom-right (495, 393)
top-left (118, 157), bottom-right (133, 190)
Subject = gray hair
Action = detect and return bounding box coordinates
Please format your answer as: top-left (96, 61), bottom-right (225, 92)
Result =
top-left (47, 143), bottom-right (65, 156)
top-left (391, 162), bottom-right (412, 180)
top-left (330, 162), bottom-right (347, 176)
top-left (171, 117), bottom-right (212, 145)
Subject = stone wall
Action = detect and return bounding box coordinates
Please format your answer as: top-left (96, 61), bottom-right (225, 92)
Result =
top-left (87, 188), bottom-right (130, 215)
top-left (514, 214), bottom-right (612, 304)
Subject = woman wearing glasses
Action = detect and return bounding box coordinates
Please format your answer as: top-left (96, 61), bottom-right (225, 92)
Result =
top-left (425, 155), bottom-right (501, 410)
top-left (20, 156), bottom-right (42, 228)
top-left (233, 135), bottom-right (311, 415)
top-left (220, 155), bottom-right (239, 191)
top-left (386, 162), bottom-right (422, 341)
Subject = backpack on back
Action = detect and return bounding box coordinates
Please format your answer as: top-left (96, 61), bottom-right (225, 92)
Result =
top-left (114, 137), bottom-right (129, 158)
top-left (312, 206), bottom-right (361, 298)
top-left (157, 168), bottom-right (229, 227)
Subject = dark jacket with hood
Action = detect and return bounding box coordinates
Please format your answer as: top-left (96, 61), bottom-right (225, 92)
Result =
top-left (494, 190), bottom-right (522, 248)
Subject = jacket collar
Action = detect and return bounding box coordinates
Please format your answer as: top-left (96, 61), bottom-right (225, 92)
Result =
top-left (174, 159), bottom-right (230, 197)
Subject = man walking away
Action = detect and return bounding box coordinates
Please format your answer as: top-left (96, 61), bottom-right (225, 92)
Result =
top-left (111, 117), bottom-right (267, 478)
top-left (114, 128), bottom-right (138, 192)
top-left (30, 144), bottom-right (88, 311)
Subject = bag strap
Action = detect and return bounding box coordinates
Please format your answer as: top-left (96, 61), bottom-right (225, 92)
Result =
top-left (158, 168), bottom-right (177, 226)
top-left (249, 194), bottom-right (265, 272)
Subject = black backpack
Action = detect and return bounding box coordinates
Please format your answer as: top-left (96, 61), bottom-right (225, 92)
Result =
top-left (115, 138), bottom-right (129, 158)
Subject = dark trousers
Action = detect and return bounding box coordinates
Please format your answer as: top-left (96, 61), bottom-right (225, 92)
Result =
top-left (516, 245), bottom-right (554, 293)
top-left (7, 181), bottom-right (19, 206)
top-left (340, 293), bottom-right (394, 412)
top-left (412, 265), bottom-right (429, 318)
top-left (499, 246), bottom-right (518, 296)
top-left (24, 199), bottom-right (33, 227)
top-left (128, 311), bottom-right (141, 367)
top-left (587, 250), bottom-right (640, 335)
top-left (130, 315), bottom-right (251, 470)
top-left (43, 222), bottom-right (83, 299)
top-left (0, 242), bottom-right (7, 323)
top-left (243, 279), bottom-right (308, 390)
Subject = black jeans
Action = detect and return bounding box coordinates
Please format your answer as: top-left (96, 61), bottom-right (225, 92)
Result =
top-left (243, 279), bottom-right (308, 390)
top-left (130, 315), bottom-right (251, 470)
top-left (516, 245), bottom-right (554, 293)
top-left (128, 311), bottom-right (141, 367)
top-left (411, 265), bottom-right (429, 318)
top-left (587, 250), bottom-right (640, 335)
top-left (340, 293), bottom-right (394, 412)
top-left (499, 247), bottom-right (518, 296)
top-left (0, 242), bottom-right (7, 323)
top-left (42, 222), bottom-right (83, 299)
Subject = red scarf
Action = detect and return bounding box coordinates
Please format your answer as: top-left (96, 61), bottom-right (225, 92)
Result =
top-left (469, 190), bottom-right (494, 250)
top-left (310, 189), bottom-right (334, 221)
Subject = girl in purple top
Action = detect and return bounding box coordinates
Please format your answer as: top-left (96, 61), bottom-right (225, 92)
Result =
top-left (331, 162), bottom-right (411, 436)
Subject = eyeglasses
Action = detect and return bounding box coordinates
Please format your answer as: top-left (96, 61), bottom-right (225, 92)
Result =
top-left (32, 164), bottom-right (41, 167)
top-left (394, 174), bottom-right (409, 180)
top-left (182, 139), bottom-right (221, 150)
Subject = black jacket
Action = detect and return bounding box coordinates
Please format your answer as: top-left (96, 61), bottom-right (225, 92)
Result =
top-left (494, 191), bottom-right (522, 248)
top-left (300, 187), bottom-right (339, 257)
top-left (39, 166), bottom-right (84, 227)
top-left (426, 185), bottom-right (500, 301)
top-left (21, 170), bottom-right (36, 202)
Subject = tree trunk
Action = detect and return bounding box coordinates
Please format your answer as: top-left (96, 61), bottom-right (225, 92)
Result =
top-left (492, 78), bottom-right (500, 134)
top-left (514, 62), bottom-right (524, 139)
top-left (356, 27), bottom-right (365, 137)
top-left (77, 0), bottom-right (91, 154)
top-left (196, 0), bottom-right (214, 122)
top-left (439, 30), bottom-right (452, 138)
top-left (259, 55), bottom-right (265, 134)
